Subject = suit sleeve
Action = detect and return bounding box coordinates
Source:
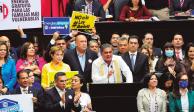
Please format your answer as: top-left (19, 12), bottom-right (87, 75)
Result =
top-left (137, 89), bottom-right (145, 112)
top-left (168, 92), bottom-right (176, 112)
top-left (119, 56), bottom-right (133, 83)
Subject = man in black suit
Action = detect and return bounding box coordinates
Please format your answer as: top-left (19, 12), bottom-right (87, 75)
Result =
top-left (64, 33), bottom-right (98, 91)
top-left (44, 72), bottom-right (81, 112)
top-left (122, 35), bottom-right (149, 83)
top-left (10, 69), bottom-right (44, 112)
top-left (74, 0), bottom-right (105, 20)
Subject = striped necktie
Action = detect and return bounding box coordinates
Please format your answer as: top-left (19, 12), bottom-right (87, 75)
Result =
top-left (180, 0), bottom-right (184, 7)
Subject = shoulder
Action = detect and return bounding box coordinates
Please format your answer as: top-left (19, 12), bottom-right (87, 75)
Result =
top-left (138, 88), bottom-right (148, 95)
top-left (6, 58), bottom-right (15, 63)
top-left (157, 88), bottom-right (166, 96)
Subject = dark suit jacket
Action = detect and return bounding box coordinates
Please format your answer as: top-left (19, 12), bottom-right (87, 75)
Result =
top-left (74, 0), bottom-right (105, 19)
top-left (153, 47), bottom-right (162, 58)
top-left (122, 52), bottom-right (149, 83)
top-left (10, 86), bottom-right (44, 112)
top-left (44, 87), bottom-right (81, 112)
top-left (169, 0), bottom-right (194, 15)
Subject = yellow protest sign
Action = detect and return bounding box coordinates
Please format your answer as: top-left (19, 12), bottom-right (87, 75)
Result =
top-left (70, 11), bottom-right (96, 29)
top-left (65, 71), bottom-right (79, 88)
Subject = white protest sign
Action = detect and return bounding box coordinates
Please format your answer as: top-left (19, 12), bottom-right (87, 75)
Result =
top-left (0, 0), bottom-right (41, 30)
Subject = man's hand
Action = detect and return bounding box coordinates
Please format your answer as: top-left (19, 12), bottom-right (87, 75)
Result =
top-left (32, 97), bottom-right (38, 103)
top-left (16, 26), bottom-right (26, 38)
top-left (52, 31), bottom-right (60, 40)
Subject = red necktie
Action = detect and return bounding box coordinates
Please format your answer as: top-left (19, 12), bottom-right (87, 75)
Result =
top-left (180, 0), bottom-right (184, 7)
top-left (176, 51), bottom-right (180, 60)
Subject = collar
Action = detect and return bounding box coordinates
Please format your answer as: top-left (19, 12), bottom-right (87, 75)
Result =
top-left (85, 0), bottom-right (93, 5)
top-left (128, 51), bottom-right (137, 55)
top-left (50, 61), bottom-right (63, 67)
top-left (20, 86), bottom-right (29, 91)
top-left (56, 86), bottom-right (65, 93)
top-left (76, 49), bottom-right (86, 57)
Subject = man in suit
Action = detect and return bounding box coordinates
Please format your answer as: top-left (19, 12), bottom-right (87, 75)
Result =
top-left (11, 69), bottom-right (44, 112)
top-left (172, 33), bottom-right (185, 61)
top-left (122, 35), bottom-right (149, 83)
top-left (44, 72), bottom-right (81, 112)
top-left (64, 33), bottom-right (98, 91)
top-left (74, 0), bottom-right (105, 20)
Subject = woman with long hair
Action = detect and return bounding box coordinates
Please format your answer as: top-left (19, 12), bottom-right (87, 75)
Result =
top-left (169, 72), bottom-right (194, 112)
top-left (119, 0), bottom-right (152, 21)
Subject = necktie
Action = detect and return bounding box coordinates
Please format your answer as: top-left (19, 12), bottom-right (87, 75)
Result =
top-left (23, 89), bottom-right (28, 94)
top-left (88, 3), bottom-right (92, 15)
top-left (176, 51), bottom-right (180, 60)
top-left (180, 0), bottom-right (184, 7)
top-left (130, 54), bottom-right (135, 71)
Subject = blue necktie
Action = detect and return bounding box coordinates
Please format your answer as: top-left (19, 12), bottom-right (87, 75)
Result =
top-left (130, 54), bottom-right (135, 71)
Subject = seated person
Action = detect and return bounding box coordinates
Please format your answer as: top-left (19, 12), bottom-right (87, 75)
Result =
top-left (169, 0), bottom-right (194, 16)
top-left (74, 0), bottom-right (105, 20)
top-left (119, 0), bottom-right (152, 21)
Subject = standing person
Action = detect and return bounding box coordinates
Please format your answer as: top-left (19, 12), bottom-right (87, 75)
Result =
top-left (16, 42), bottom-right (46, 82)
top-left (64, 33), bottom-right (98, 92)
top-left (172, 33), bottom-right (185, 61)
top-left (0, 42), bottom-right (16, 93)
top-left (122, 35), bottom-right (149, 83)
top-left (137, 72), bottom-right (167, 112)
top-left (44, 72), bottom-right (81, 112)
top-left (72, 74), bottom-right (92, 112)
top-left (169, 72), bottom-right (194, 112)
top-left (92, 43), bottom-right (133, 83)
top-left (119, 0), bottom-right (152, 21)
top-left (41, 46), bottom-right (71, 90)
top-left (11, 69), bottom-right (44, 112)
top-left (181, 43), bottom-right (194, 89)
top-left (110, 33), bottom-right (120, 55)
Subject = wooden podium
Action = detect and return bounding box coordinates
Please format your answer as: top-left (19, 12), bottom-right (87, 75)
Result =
top-left (89, 83), bottom-right (143, 112)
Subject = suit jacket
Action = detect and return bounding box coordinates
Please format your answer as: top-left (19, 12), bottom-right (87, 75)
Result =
top-left (2, 58), bottom-right (17, 91)
top-left (169, 0), bottom-right (194, 15)
top-left (10, 86), bottom-right (44, 112)
top-left (137, 88), bottom-right (167, 112)
top-left (153, 47), bottom-right (162, 58)
top-left (74, 0), bottom-right (105, 19)
top-left (44, 87), bottom-right (81, 112)
top-left (169, 91), bottom-right (194, 112)
top-left (122, 52), bottom-right (149, 83)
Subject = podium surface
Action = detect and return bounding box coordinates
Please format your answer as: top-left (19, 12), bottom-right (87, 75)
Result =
top-left (89, 83), bottom-right (143, 112)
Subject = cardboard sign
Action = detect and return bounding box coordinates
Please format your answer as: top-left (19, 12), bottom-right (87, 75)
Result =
top-left (0, 0), bottom-right (41, 30)
top-left (43, 17), bottom-right (70, 35)
top-left (70, 11), bottom-right (96, 30)
top-left (0, 94), bottom-right (33, 112)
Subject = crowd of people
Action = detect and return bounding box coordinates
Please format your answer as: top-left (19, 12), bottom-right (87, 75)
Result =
top-left (41, 0), bottom-right (194, 21)
top-left (0, 26), bottom-right (194, 111)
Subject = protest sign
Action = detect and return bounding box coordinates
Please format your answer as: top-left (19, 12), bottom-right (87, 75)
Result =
top-left (0, 0), bottom-right (41, 30)
top-left (43, 17), bottom-right (70, 35)
top-left (0, 94), bottom-right (33, 112)
top-left (70, 11), bottom-right (96, 30)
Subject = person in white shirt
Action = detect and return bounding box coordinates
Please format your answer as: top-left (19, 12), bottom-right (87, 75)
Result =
top-left (92, 43), bottom-right (133, 83)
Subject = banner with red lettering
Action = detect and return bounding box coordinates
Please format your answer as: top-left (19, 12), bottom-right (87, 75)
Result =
top-left (0, 0), bottom-right (41, 30)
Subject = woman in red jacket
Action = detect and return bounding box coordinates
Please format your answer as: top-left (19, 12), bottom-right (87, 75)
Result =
top-left (119, 0), bottom-right (152, 22)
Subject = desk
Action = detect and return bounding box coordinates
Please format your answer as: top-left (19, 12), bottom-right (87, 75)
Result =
top-left (95, 20), bottom-right (194, 48)
top-left (89, 83), bottom-right (143, 112)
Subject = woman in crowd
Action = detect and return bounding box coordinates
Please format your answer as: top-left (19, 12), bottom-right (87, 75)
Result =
top-left (140, 44), bottom-right (158, 72)
top-left (155, 42), bottom-right (185, 79)
top-left (137, 72), bottom-right (167, 112)
top-left (119, 0), bottom-right (152, 21)
top-left (0, 42), bottom-right (16, 93)
top-left (181, 43), bottom-right (194, 89)
top-left (72, 74), bottom-right (92, 112)
top-left (16, 42), bottom-right (46, 81)
top-left (41, 46), bottom-right (71, 90)
top-left (169, 72), bottom-right (194, 112)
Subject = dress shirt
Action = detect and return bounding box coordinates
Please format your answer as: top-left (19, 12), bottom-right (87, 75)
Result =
top-left (56, 87), bottom-right (66, 109)
top-left (77, 51), bottom-right (86, 71)
top-left (176, 49), bottom-right (183, 60)
top-left (180, 89), bottom-right (189, 112)
top-left (20, 87), bottom-right (29, 94)
top-left (128, 51), bottom-right (138, 65)
top-left (92, 55), bottom-right (133, 83)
